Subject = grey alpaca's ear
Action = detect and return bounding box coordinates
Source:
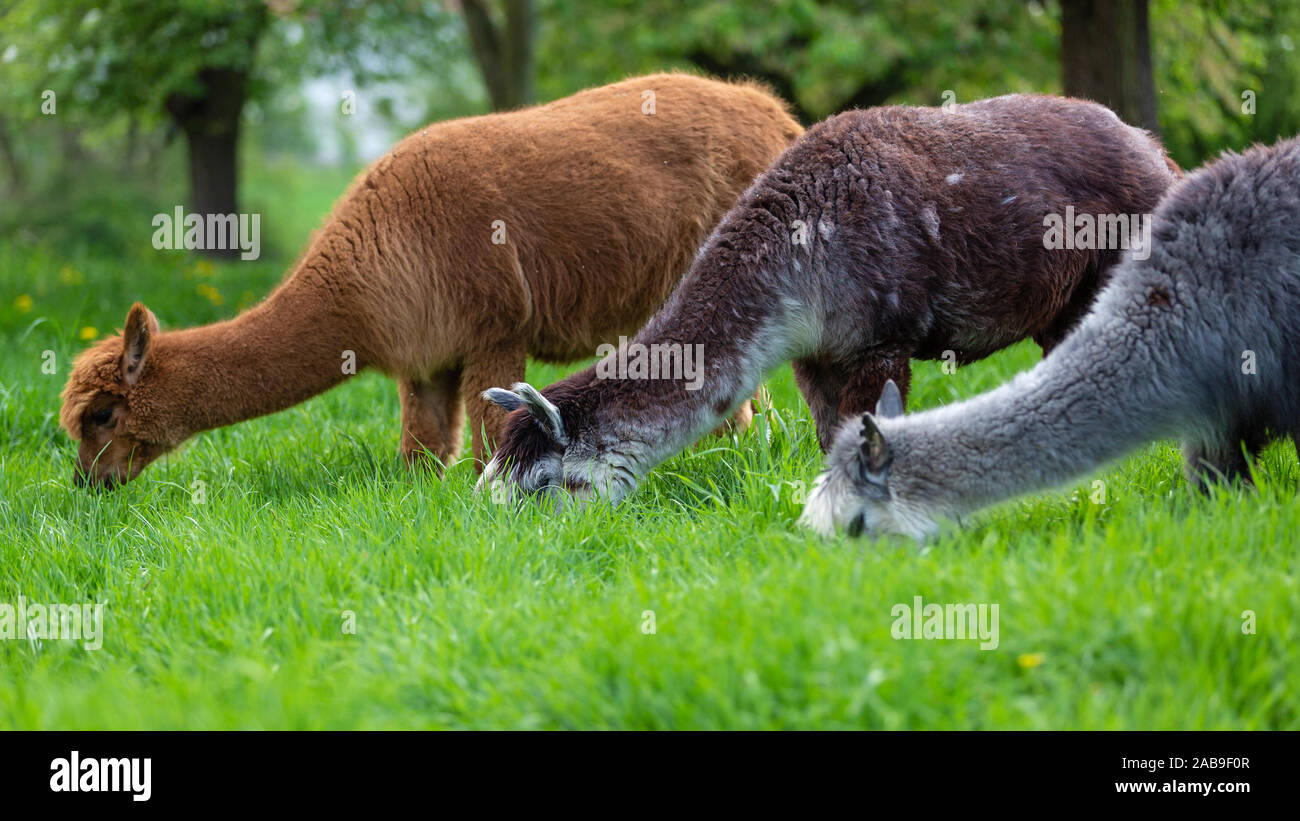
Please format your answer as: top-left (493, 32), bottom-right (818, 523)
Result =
top-left (859, 414), bottom-right (893, 482)
top-left (875, 379), bottom-right (904, 419)
top-left (510, 382), bottom-right (566, 444)
top-left (482, 388), bottom-right (524, 412)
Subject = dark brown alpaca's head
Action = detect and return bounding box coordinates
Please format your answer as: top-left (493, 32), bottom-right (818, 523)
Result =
top-left (60, 303), bottom-right (176, 488)
top-left (477, 377), bottom-right (633, 508)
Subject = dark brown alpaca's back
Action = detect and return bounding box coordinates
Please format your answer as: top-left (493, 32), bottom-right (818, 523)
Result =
top-left (777, 95), bottom-right (1179, 443)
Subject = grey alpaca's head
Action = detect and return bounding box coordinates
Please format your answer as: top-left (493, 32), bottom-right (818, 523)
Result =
top-left (800, 380), bottom-right (942, 540)
top-left (478, 381), bottom-right (637, 509)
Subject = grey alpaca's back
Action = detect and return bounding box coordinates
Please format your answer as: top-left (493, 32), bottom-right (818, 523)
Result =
top-left (1075, 134), bottom-right (1300, 481)
top-left (801, 136), bottom-right (1300, 539)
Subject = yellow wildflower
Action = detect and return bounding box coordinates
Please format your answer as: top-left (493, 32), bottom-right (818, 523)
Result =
top-left (197, 283), bottom-right (224, 306)
top-left (1017, 652), bottom-right (1046, 669)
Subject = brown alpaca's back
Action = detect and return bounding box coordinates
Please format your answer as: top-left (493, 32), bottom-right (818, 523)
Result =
top-left (59, 73), bottom-right (802, 486)
top-left (300, 73), bottom-right (801, 465)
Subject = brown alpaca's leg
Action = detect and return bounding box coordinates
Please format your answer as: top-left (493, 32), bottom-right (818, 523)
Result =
top-left (398, 369), bottom-right (464, 471)
top-left (460, 348), bottom-right (527, 470)
top-left (710, 385), bottom-right (770, 436)
top-left (1183, 438), bottom-right (1253, 491)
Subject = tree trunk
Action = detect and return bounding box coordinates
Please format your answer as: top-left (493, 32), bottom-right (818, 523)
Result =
top-left (461, 0), bottom-right (536, 110)
top-left (165, 67), bottom-right (248, 258)
top-left (0, 115), bottom-right (24, 195)
top-left (183, 126), bottom-right (239, 217)
top-left (1061, 0), bottom-right (1159, 133)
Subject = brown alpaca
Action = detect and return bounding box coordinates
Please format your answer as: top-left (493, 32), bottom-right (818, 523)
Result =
top-left (60, 73), bottom-right (802, 487)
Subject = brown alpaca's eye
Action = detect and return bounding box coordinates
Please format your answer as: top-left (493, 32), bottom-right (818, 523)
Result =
top-left (89, 408), bottom-right (114, 427)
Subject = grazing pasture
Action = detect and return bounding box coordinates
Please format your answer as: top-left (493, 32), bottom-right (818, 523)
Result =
top-left (0, 171), bottom-right (1295, 730)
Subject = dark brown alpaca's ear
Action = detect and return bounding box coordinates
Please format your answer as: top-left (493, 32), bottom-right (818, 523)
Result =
top-left (483, 386), bottom-right (566, 444)
top-left (482, 388), bottom-right (524, 412)
top-left (121, 302), bottom-right (158, 386)
top-left (510, 382), bottom-right (566, 444)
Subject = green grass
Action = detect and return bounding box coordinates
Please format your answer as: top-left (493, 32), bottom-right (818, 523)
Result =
top-left (1, 177), bottom-right (1297, 729)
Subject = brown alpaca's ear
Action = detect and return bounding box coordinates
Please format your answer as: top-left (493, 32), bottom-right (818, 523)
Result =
top-left (121, 302), bottom-right (159, 386)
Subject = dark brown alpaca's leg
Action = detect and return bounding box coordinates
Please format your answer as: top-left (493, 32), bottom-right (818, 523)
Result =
top-left (1183, 439), bottom-right (1252, 491)
top-left (461, 347), bottom-right (527, 470)
top-left (1182, 426), bottom-right (1268, 492)
top-left (398, 369), bottom-right (464, 471)
top-left (1034, 261), bottom-right (1113, 356)
top-left (1293, 436), bottom-right (1300, 493)
top-left (1034, 294), bottom-right (1088, 355)
top-left (839, 353), bottom-right (911, 421)
top-left (797, 352), bottom-right (913, 452)
top-left (1034, 316), bottom-right (1081, 356)
top-left (794, 357), bottom-right (849, 452)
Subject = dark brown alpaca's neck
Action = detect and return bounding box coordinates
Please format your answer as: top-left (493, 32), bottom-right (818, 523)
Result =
top-left (147, 262), bottom-right (373, 439)
top-left (592, 218), bottom-right (809, 451)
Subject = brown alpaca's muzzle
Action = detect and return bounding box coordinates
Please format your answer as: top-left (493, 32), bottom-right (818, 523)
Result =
top-left (73, 439), bottom-right (161, 490)
top-left (73, 466), bottom-right (122, 491)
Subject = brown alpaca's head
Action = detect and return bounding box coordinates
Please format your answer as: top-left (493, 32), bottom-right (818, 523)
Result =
top-left (60, 303), bottom-right (175, 488)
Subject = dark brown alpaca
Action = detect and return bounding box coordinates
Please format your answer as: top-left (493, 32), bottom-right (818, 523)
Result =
top-left (481, 94), bottom-right (1182, 506)
top-left (60, 73), bottom-right (802, 487)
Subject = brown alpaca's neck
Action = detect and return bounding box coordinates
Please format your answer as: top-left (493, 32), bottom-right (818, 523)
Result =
top-left (143, 266), bottom-right (374, 440)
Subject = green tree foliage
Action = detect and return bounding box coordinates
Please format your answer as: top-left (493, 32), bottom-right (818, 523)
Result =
top-left (535, 0), bottom-right (1300, 166)
top-left (1, 0), bottom-right (1297, 256)
top-left (1152, 0), bottom-right (1300, 167)
top-left (536, 0), bottom-right (1059, 123)
top-left (0, 0), bottom-right (468, 252)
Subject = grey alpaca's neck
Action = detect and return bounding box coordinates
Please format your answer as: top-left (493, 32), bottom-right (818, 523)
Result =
top-left (884, 310), bottom-right (1191, 519)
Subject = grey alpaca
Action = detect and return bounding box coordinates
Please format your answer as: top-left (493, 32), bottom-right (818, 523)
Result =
top-left (801, 136), bottom-right (1300, 540)
top-left (480, 95), bottom-right (1177, 506)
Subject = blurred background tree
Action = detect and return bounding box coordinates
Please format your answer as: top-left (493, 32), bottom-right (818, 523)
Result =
top-left (460, 0), bottom-right (536, 109)
top-left (0, 0), bottom-right (1297, 261)
top-left (1061, 0), bottom-right (1157, 132)
top-left (0, 0), bottom-right (468, 253)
